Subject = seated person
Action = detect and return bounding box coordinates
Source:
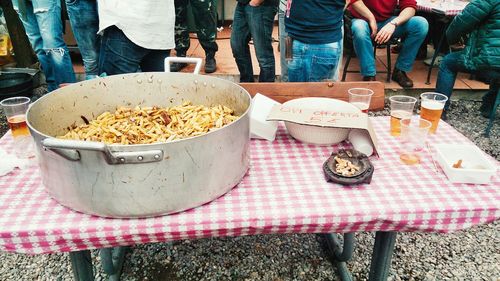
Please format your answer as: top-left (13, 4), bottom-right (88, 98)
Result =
top-left (435, 0), bottom-right (500, 119)
top-left (349, 0), bottom-right (428, 88)
top-left (285, 0), bottom-right (346, 82)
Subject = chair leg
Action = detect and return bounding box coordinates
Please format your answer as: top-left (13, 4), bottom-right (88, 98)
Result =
top-left (426, 24), bottom-right (449, 85)
top-left (341, 53), bottom-right (353, 82)
top-left (386, 44), bottom-right (392, 83)
top-left (485, 88), bottom-right (500, 137)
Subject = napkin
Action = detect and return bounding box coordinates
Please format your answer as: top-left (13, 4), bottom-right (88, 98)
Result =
top-left (0, 148), bottom-right (31, 176)
top-left (250, 93), bottom-right (280, 141)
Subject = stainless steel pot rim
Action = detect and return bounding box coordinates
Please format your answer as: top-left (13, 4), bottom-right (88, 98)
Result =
top-left (27, 72), bottom-right (252, 148)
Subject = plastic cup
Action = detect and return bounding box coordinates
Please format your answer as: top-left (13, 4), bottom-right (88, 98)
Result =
top-left (389, 95), bottom-right (417, 136)
top-left (348, 88), bottom-right (374, 113)
top-left (399, 118), bottom-right (432, 165)
top-left (0, 97), bottom-right (34, 158)
top-left (420, 92), bottom-right (448, 134)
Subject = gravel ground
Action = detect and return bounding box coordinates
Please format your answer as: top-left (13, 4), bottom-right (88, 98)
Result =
top-left (0, 89), bottom-right (498, 281)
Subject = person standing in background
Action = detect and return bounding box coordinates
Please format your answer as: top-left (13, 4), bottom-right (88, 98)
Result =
top-left (65, 0), bottom-right (100, 80)
top-left (285, 0), bottom-right (346, 82)
top-left (278, 0), bottom-right (288, 82)
top-left (97, 0), bottom-right (175, 75)
top-left (170, 0), bottom-right (218, 73)
top-left (12, 0), bottom-right (76, 92)
top-left (231, 0), bottom-right (278, 83)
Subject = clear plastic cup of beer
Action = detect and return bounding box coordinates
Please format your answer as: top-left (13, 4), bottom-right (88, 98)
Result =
top-left (389, 95), bottom-right (417, 136)
top-left (420, 92), bottom-right (448, 134)
top-left (0, 96), bottom-right (34, 158)
top-left (399, 117), bottom-right (432, 165)
top-left (348, 88), bottom-right (374, 113)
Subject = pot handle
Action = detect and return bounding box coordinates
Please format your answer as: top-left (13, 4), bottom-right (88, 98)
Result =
top-left (42, 138), bottom-right (164, 165)
top-left (164, 57), bottom-right (203, 75)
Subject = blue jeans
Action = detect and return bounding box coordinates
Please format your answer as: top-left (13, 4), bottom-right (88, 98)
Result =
top-left (436, 51), bottom-right (500, 110)
top-left (13, 0), bottom-right (76, 91)
top-left (230, 3), bottom-right (277, 82)
top-left (98, 26), bottom-right (171, 75)
top-left (287, 40), bottom-right (341, 82)
top-left (278, 8), bottom-right (288, 82)
top-left (351, 16), bottom-right (428, 77)
top-left (65, 0), bottom-right (100, 79)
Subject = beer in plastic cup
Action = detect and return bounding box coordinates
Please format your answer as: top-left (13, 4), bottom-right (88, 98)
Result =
top-left (399, 118), bottom-right (432, 165)
top-left (420, 92), bottom-right (448, 134)
top-left (389, 95), bottom-right (417, 136)
top-left (1, 97), bottom-right (34, 158)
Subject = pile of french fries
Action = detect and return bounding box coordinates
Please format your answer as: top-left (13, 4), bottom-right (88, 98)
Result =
top-left (59, 102), bottom-right (239, 144)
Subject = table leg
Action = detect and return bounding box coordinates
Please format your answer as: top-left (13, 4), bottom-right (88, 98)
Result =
top-left (368, 231), bottom-right (397, 281)
top-left (70, 250), bottom-right (94, 281)
top-left (323, 233), bottom-right (355, 281)
top-left (100, 246), bottom-right (128, 281)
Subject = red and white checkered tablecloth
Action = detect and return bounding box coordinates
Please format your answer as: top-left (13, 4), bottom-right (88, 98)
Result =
top-left (417, 0), bottom-right (469, 16)
top-left (0, 116), bottom-right (499, 254)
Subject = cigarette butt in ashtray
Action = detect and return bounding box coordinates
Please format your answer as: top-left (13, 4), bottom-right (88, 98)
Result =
top-left (348, 129), bottom-right (374, 156)
top-left (249, 93), bottom-right (280, 141)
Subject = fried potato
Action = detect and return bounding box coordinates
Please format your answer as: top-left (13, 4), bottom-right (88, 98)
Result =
top-left (58, 102), bottom-right (239, 144)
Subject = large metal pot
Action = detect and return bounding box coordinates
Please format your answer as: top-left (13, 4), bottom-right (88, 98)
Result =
top-left (27, 72), bottom-right (251, 218)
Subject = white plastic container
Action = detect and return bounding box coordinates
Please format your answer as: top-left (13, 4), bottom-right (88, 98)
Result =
top-left (434, 144), bottom-right (496, 185)
top-left (250, 93), bottom-right (280, 141)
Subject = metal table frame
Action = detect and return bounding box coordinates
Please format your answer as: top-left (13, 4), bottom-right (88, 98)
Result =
top-left (71, 247), bottom-right (128, 281)
top-left (69, 231), bottom-right (397, 281)
top-left (425, 13), bottom-right (453, 85)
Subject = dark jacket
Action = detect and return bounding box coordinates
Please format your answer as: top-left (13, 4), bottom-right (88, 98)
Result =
top-left (446, 0), bottom-right (500, 71)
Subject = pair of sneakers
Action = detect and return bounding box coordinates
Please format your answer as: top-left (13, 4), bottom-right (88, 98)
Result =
top-left (170, 54), bottom-right (217, 73)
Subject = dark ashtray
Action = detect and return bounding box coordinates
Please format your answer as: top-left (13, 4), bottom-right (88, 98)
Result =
top-left (323, 149), bottom-right (374, 185)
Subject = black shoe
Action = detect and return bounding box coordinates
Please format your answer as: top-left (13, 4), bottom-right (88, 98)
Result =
top-left (170, 62), bottom-right (187, 72)
top-left (205, 56), bottom-right (216, 73)
top-left (363, 76), bottom-right (376, 81)
top-left (392, 68), bottom-right (414, 88)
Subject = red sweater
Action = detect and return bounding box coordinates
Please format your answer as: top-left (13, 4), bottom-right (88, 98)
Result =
top-left (349, 0), bottom-right (417, 22)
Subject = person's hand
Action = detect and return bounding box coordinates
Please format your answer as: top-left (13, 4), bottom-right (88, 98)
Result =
top-left (369, 19), bottom-right (378, 38)
top-left (249, 0), bottom-right (263, 7)
top-left (374, 22), bottom-right (396, 44)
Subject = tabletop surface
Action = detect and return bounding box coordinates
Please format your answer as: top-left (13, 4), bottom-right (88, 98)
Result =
top-left (0, 116), bottom-right (498, 254)
top-left (417, 0), bottom-right (469, 16)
